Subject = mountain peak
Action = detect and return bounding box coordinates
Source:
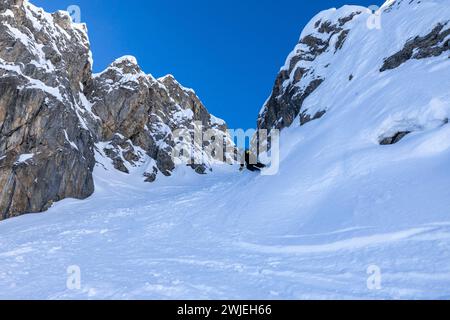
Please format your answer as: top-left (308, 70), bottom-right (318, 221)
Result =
top-left (106, 55), bottom-right (142, 75)
top-left (158, 74), bottom-right (196, 95)
top-left (112, 55), bottom-right (139, 66)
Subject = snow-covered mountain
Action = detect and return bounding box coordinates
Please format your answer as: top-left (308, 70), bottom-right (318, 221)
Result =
top-left (0, 0), bottom-right (235, 220)
top-left (246, 0), bottom-right (450, 235)
top-left (0, 0), bottom-right (449, 299)
top-left (258, 0), bottom-right (449, 142)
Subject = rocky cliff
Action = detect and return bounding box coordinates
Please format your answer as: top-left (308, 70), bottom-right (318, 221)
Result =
top-left (0, 0), bottom-right (235, 220)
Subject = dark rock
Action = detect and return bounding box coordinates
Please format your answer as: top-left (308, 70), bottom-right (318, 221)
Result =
top-left (335, 30), bottom-right (350, 51)
top-left (314, 19), bottom-right (322, 28)
top-left (318, 21), bottom-right (339, 34)
top-left (379, 131), bottom-right (411, 145)
top-left (191, 164), bottom-right (207, 175)
top-left (338, 11), bottom-right (362, 26)
top-left (300, 110), bottom-right (327, 126)
top-left (380, 23), bottom-right (450, 72)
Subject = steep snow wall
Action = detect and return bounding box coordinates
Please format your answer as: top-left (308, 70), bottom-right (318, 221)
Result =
top-left (243, 0), bottom-right (450, 234)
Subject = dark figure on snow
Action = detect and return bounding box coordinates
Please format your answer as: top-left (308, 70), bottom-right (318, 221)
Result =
top-left (241, 150), bottom-right (266, 172)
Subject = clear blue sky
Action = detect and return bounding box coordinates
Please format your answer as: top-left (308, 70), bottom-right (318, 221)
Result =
top-left (33, 0), bottom-right (381, 130)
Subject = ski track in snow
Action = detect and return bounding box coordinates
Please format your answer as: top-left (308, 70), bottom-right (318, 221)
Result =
top-left (0, 165), bottom-right (449, 300)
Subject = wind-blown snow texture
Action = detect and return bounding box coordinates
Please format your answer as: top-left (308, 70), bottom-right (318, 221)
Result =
top-left (1, 0), bottom-right (450, 299)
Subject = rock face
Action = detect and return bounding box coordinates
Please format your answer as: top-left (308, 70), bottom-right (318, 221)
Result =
top-left (90, 58), bottom-right (235, 178)
top-left (0, 0), bottom-right (96, 219)
top-left (257, 9), bottom-right (362, 133)
top-left (0, 0), bottom-right (235, 220)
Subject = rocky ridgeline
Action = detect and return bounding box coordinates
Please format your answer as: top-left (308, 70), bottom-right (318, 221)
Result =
top-left (0, 0), bottom-right (235, 220)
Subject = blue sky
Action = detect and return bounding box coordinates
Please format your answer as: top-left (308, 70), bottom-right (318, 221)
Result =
top-left (33, 0), bottom-right (381, 130)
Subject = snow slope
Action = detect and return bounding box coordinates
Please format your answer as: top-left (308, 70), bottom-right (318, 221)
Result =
top-left (0, 136), bottom-right (450, 299)
top-left (0, 0), bottom-right (449, 299)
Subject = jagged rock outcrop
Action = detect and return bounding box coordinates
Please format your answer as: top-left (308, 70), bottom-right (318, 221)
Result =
top-left (0, 0), bottom-right (235, 220)
top-left (257, 9), bottom-right (362, 133)
top-left (380, 22), bottom-right (449, 72)
top-left (90, 57), bottom-right (235, 177)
